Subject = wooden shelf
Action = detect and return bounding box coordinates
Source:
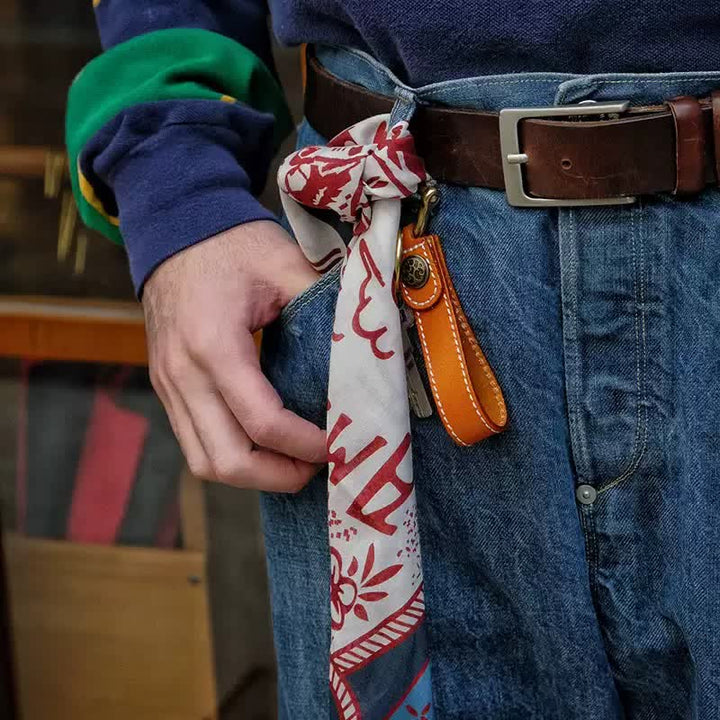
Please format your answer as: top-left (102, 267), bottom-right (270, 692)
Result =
top-left (0, 295), bottom-right (147, 366)
top-left (0, 146), bottom-right (56, 179)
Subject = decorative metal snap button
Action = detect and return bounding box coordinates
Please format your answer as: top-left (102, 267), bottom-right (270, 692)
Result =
top-left (400, 255), bottom-right (430, 289)
top-left (576, 484), bottom-right (597, 506)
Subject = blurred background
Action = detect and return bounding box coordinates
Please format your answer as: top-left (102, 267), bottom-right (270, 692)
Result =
top-left (0, 2), bottom-right (303, 718)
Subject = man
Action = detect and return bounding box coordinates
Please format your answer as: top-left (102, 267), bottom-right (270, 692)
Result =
top-left (67, 2), bottom-right (720, 717)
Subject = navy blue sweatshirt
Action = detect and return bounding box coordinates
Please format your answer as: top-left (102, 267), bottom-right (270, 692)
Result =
top-left (75, 0), bottom-right (720, 292)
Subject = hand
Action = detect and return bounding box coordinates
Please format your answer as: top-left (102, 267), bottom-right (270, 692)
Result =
top-left (143, 220), bottom-right (327, 492)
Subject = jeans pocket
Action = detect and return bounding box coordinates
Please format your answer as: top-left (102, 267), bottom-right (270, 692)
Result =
top-left (279, 263), bottom-right (341, 324)
top-left (261, 265), bottom-right (341, 428)
top-left (264, 115), bottom-right (342, 425)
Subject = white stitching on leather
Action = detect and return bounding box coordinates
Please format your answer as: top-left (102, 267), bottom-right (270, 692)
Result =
top-left (449, 294), bottom-right (507, 424)
top-left (439, 293), bottom-right (496, 433)
top-left (403, 240), bottom-right (426, 253)
top-left (415, 313), bottom-right (469, 446)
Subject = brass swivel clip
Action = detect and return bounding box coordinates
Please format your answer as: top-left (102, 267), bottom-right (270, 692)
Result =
top-left (393, 183), bottom-right (439, 301)
top-left (413, 183), bottom-right (439, 237)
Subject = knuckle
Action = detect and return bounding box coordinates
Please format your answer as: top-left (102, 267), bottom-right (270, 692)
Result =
top-left (164, 351), bottom-right (192, 381)
top-left (148, 365), bottom-right (164, 393)
top-left (277, 466), bottom-right (313, 494)
top-left (210, 452), bottom-right (250, 485)
top-left (186, 455), bottom-right (211, 480)
top-left (281, 474), bottom-right (310, 495)
top-left (185, 324), bottom-right (225, 365)
top-left (244, 414), bottom-right (278, 446)
top-left (284, 480), bottom-right (307, 495)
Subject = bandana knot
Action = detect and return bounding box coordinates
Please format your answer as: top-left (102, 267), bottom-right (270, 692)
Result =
top-left (279, 119), bottom-right (426, 237)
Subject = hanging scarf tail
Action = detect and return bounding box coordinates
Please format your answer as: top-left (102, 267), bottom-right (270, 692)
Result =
top-left (278, 115), bottom-right (436, 719)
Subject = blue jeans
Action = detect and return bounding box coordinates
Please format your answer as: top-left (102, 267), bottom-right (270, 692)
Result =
top-left (260, 46), bottom-right (720, 719)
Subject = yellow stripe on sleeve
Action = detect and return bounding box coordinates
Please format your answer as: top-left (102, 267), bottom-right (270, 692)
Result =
top-left (77, 162), bottom-right (120, 227)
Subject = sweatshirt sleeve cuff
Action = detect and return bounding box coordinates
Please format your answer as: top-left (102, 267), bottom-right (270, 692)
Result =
top-left (85, 101), bottom-right (280, 295)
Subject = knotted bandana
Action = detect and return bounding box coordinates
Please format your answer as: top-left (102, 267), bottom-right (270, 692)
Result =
top-left (278, 115), bottom-right (435, 719)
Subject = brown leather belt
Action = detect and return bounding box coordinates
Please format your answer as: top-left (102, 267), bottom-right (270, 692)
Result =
top-left (304, 53), bottom-right (720, 207)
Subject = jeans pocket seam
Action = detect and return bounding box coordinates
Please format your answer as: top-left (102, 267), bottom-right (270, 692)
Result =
top-left (598, 202), bottom-right (649, 495)
top-left (280, 264), bottom-right (341, 325)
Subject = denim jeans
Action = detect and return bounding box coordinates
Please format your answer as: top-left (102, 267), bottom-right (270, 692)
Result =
top-left (260, 45), bottom-right (720, 719)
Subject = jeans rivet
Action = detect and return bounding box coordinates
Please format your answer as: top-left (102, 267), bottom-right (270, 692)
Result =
top-left (576, 484), bottom-right (597, 505)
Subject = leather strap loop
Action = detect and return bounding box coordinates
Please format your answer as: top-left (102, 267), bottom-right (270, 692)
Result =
top-left (667, 96), bottom-right (706, 195)
top-left (712, 91), bottom-right (720, 186)
top-left (399, 225), bottom-right (507, 446)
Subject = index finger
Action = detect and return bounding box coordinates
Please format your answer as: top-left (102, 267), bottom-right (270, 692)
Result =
top-left (212, 333), bottom-right (328, 464)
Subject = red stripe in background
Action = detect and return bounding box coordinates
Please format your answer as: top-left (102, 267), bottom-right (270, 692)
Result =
top-left (67, 389), bottom-right (148, 545)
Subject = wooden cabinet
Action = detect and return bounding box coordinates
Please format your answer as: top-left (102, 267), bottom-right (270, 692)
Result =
top-left (0, 307), bottom-right (217, 719)
top-left (5, 469), bottom-right (216, 720)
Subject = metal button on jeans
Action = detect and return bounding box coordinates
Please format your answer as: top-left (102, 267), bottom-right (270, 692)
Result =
top-left (576, 484), bottom-right (597, 505)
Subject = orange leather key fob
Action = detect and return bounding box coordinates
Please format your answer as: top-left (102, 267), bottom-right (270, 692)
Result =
top-left (398, 224), bottom-right (508, 446)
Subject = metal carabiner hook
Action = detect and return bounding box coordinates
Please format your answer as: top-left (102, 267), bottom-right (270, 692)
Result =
top-left (413, 183), bottom-right (439, 237)
top-left (394, 183), bottom-right (440, 301)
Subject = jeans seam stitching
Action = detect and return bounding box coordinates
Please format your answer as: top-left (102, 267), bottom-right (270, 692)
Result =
top-left (579, 505), bottom-right (599, 597)
top-left (563, 209), bottom-right (592, 482)
top-left (556, 76), bottom-right (720, 105)
top-left (592, 77), bottom-right (720, 85)
top-left (598, 203), bottom-right (649, 494)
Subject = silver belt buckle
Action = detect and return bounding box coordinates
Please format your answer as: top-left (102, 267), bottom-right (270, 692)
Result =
top-left (498, 101), bottom-right (636, 208)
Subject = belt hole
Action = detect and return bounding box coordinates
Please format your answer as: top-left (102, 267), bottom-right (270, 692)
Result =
top-left (560, 158), bottom-right (573, 170)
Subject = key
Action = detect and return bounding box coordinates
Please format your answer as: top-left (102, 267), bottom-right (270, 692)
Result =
top-left (401, 325), bottom-right (433, 418)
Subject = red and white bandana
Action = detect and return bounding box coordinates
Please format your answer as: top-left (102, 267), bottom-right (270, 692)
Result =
top-left (278, 116), bottom-right (435, 719)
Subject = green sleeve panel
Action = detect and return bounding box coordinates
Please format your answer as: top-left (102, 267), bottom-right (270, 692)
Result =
top-left (65, 27), bottom-right (293, 244)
